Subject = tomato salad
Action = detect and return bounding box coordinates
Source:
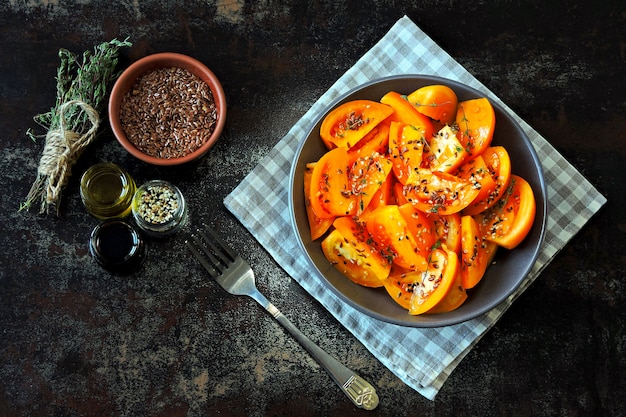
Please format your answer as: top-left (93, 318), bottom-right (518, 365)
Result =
top-left (303, 84), bottom-right (536, 316)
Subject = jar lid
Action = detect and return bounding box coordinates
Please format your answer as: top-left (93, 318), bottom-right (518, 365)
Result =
top-left (89, 219), bottom-right (146, 273)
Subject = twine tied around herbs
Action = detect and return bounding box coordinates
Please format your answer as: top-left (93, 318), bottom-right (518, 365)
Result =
top-left (20, 37), bottom-right (131, 216)
top-left (24, 100), bottom-right (100, 215)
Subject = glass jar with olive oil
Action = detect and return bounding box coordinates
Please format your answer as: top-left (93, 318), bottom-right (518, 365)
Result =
top-left (80, 162), bottom-right (136, 219)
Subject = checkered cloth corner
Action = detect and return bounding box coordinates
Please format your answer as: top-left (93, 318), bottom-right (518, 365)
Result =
top-left (224, 16), bottom-right (606, 400)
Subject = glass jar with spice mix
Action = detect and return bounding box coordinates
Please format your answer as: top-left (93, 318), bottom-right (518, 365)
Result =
top-left (132, 180), bottom-right (188, 237)
top-left (80, 162), bottom-right (136, 219)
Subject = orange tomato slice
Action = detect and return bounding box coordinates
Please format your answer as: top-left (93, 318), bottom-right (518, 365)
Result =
top-left (475, 175), bottom-right (536, 250)
top-left (393, 181), bottom-right (409, 206)
top-left (349, 153), bottom-right (393, 215)
top-left (383, 247), bottom-right (459, 314)
top-left (320, 100), bottom-right (393, 149)
top-left (309, 147), bottom-right (357, 219)
top-left (304, 163), bottom-right (334, 240)
top-left (406, 84), bottom-right (459, 125)
top-left (388, 121), bottom-right (425, 184)
top-left (456, 155), bottom-right (497, 214)
top-left (380, 91), bottom-right (435, 141)
top-left (321, 228), bottom-right (388, 288)
top-left (416, 246), bottom-right (461, 315)
top-left (364, 204), bottom-right (428, 270)
top-left (427, 265), bottom-right (467, 314)
top-left (333, 216), bottom-right (392, 282)
top-left (403, 169), bottom-right (481, 215)
top-left (383, 273), bottom-right (415, 311)
top-left (398, 203), bottom-right (437, 256)
top-left (428, 212), bottom-right (462, 254)
top-left (456, 97), bottom-right (495, 158)
top-left (462, 146), bottom-right (512, 215)
top-left (422, 125), bottom-right (468, 173)
top-left (347, 122), bottom-right (390, 163)
top-left (460, 215), bottom-right (498, 289)
top-left (361, 170), bottom-right (395, 215)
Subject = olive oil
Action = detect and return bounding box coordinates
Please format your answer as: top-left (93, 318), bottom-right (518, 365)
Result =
top-left (89, 172), bottom-right (123, 205)
top-left (80, 163), bottom-right (135, 219)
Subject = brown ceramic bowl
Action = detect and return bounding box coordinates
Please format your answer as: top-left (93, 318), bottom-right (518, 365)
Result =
top-left (108, 52), bottom-right (226, 166)
top-left (289, 75), bottom-right (548, 327)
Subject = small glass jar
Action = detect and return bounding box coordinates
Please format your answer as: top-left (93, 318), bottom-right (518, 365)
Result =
top-left (80, 162), bottom-right (136, 219)
top-left (131, 180), bottom-right (188, 237)
top-left (89, 219), bottom-right (146, 273)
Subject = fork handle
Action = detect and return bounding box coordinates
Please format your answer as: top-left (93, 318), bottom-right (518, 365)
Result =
top-left (249, 292), bottom-right (379, 410)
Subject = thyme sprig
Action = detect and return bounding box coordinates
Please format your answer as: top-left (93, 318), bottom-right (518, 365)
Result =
top-left (28, 37), bottom-right (132, 141)
top-left (22, 37), bottom-right (132, 214)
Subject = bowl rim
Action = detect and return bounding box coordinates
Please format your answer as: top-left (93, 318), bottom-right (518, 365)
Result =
top-left (108, 52), bottom-right (227, 166)
top-left (288, 74), bottom-right (548, 327)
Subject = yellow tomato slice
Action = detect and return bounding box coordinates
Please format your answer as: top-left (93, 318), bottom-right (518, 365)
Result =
top-left (475, 175), bottom-right (536, 250)
top-left (347, 122), bottom-right (390, 163)
top-left (361, 170), bottom-right (395, 216)
top-left (320, 100), bottom-right (393, 149)
top-left (393, 181), bottom-right (408, 206)
top-left (410, 247), bottom-right (460, 315)
top-left (422, 126), bottom-right (467, 172)
top-left (380, 91), bottom-right (435, 140)
top-left (456, 155), bottom-right (497, 215)
top-left (383, 273), bottom-right (415, 311)
top-left (333, 216), bottom-right (392, 283)
top-left (422, 125), bottom-right (468, 173)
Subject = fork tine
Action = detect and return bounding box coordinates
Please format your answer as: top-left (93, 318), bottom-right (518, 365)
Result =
top-left (186, 224), bottom-right (239, 277)
top-left (194, 229), bottom-right (231, 271)
top-left (199, 225), bottom-right (238, 262)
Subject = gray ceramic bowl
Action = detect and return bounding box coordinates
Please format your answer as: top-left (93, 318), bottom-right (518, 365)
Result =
top-left (289, 75), bottom-right (548, 327)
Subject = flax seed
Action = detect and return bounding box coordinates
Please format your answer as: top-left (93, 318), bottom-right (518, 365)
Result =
top-left (120, 67), bottom-right (217, 159)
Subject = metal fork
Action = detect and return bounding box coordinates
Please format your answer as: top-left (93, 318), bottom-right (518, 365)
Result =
top-left (186, 225), bottom-right (379, 410)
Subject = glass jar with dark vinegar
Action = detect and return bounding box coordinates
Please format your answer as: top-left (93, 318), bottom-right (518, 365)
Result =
top-left (89, 219), bottom-right (145, 273)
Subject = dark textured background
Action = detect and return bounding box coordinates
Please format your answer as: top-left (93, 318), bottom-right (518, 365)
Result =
top-left (0, 1), bottom-right (624, 416)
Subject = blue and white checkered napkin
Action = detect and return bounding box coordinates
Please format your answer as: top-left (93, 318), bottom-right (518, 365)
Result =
top-left (224, 16), bottom-right (607, 399)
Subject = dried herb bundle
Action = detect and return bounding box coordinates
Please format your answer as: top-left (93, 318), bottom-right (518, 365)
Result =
top-left (21, 38), bottom-right (132, 215)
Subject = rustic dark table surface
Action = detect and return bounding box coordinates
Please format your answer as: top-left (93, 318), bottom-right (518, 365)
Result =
top-left (1, 1), bottom-right (624, 416)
